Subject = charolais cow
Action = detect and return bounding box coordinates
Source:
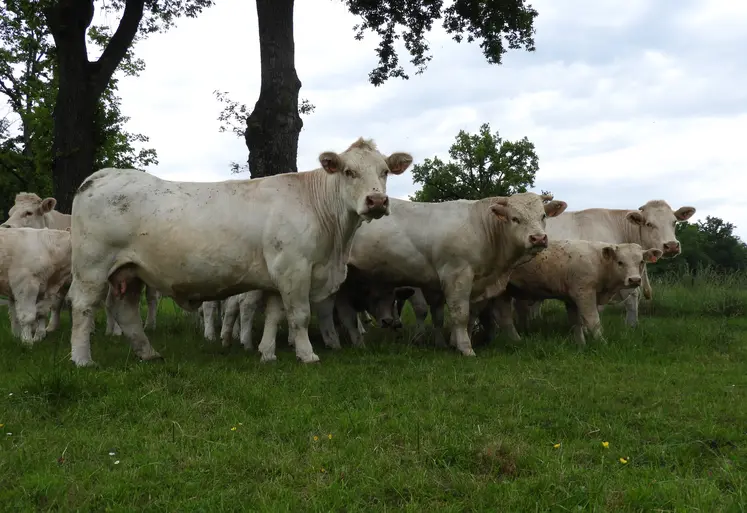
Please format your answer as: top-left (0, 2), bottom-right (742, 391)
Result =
top-left (520, 200), bottom-right (696, 327)
top-left (2, 192), bottom-right (162, 334)
top-left (67, 137), bottom-right (412, 366)
top-left (342, 193), bottom-right (567, 356)
top-left (493, 240), bottom-right (662, 346)
top-left (0, 228), bottom-right (72, 344)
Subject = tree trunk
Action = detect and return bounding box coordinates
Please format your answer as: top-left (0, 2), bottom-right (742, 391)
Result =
top-left (245, 0), bottom-right (303, 178)
top-left (49, 59), bottom-right (97, 214)
top-left (43, 0), bottom-right (145, 214)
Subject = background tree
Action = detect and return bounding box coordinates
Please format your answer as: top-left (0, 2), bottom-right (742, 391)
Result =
top-left (0, 1), bottom-right (158, 217)
top-left (38, 0), bottom-right (214, 214)
top-left (409, 123), bottom-right (539, 202)
top-left (213, 90), bottom-right (314, 176)
top-left (245, 0), bottom-right (538, 178)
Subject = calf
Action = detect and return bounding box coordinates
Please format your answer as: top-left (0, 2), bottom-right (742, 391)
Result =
top-left (0, 228), bottom-right (72, 344)
top-left (494, 241), bottom-right (662, 346)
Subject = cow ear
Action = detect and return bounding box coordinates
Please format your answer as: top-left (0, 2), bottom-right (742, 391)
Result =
top-left (644, 248), bottom-right (663, 263)
top-left (40, 197), bottom-right (56, 213)
top-left (602, 246), bottom-right (616, 261)
top-left (544, 200), bottom-right (567, 217)
top-left (626, 211), bottom-right (645, 226)
top-left (491, 204), bottom-right (510, 222)
top-left (319, 152), bottom-right (343, 174)
top-left (674, 206), bottom-right (696, 221)
top-left (386, 152), bottom-right (413, 175)
top-left (395, 287), bottom-right (416, 301)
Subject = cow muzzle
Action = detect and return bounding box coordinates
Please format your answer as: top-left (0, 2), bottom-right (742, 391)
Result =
top-left (626, 276), bottom-right (642, 287)
top-left (363, 193), bottom-right (389, 219)
top-left (528, 233), bottom-right (548, 249)
top-left (662, 241), bottom-right (680, 257)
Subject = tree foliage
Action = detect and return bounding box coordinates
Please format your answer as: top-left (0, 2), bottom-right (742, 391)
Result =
top-left (410, 123), bottom-right (539, 202)
top-left (345, 0), bottom-right (539, 86)
top-left (213, 90), bottom-right (315, 174)
top-left (0, 0), bottom-right (159, 216)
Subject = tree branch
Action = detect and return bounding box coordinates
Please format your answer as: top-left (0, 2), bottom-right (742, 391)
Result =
top-left (90, 0), bottom-right (146, 98)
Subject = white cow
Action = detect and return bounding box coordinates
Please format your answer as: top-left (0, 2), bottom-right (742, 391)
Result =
top-left (67, 138), bottom-right (412, 367)
top-left (342, 193), bottom-right (568, 356)
top-left (493, 240), bottom-right (663, 346)
top-left (0, 228), bottom-right (72, 344)
top-left (521, 200), bottom-right (696, 327)
top-left (2, 192), bottom-right (161, 333)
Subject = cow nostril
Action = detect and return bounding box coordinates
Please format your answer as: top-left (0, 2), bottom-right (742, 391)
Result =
top-left (366, 196), bottom-right (375, 207)
top-left (382, 197), bottom-right (389, 208)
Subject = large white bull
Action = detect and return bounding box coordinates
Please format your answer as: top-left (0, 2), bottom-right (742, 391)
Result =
top-left (67, 138), bottom-right (412, 367)
top-left (343, 193), bottom-right (567, 356)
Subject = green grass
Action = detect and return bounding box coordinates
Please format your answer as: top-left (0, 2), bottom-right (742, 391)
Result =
top-left (1, 275), bottom-right (747, 512)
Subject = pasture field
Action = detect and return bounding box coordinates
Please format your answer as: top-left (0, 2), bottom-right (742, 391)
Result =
top-left (1, 273), bottom-right (747, 512)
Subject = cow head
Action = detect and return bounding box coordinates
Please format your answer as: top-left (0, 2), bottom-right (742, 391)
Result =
top-left (602, 243), bottom-right (663, 288)
top-left (490, 192), bottom-right (568, 254)
top-left (625, 200), bottom-right (696, 258)
top-left (1, 192), bottom-right (56, 229)
top-left (319, 138), bottom-right (412, 220)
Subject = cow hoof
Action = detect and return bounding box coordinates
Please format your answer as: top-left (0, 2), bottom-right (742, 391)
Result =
top-left (461, 349), bottom-right (477, 357)
top-left (242, 343), bottom-right (254, 352)
top-left (260, 353), bottom-right (277, 363)
top-left (298, 353), bottom-right (320, 364)
top-left (72, 358), bottom-right (97, 368)
top-left (140, 351), bottom-right (164, 362)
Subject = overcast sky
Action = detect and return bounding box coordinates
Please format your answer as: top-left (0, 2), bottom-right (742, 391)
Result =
top-left (114, 0), bottom-right (747, 237)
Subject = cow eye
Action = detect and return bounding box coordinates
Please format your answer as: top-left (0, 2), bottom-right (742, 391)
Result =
top-left (344, 169), bottom-right (355, 178)
top-left (617, 261), bottom-right (624, 267)
top-left (23, 211), bottom-right (32, 217)
top-left (645, 222), bottom-right (654, 228)
top-left (511, 217), bottom-right (520, 223)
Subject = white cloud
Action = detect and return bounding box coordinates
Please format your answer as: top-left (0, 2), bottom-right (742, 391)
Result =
top-left (115, 0), bottom-right (747, 238)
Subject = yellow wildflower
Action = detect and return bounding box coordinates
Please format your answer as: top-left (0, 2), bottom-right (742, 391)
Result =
top-left (328, 434), bottom-right (333, 440)
top-left (313, 436), bottom-right (319, 442)
top-left (619, 457), bottom-right (628, 464)
top-left (602, 441), bottom-right (609, 448)
top-left (230, 426), bottom-right (237, 432)
top-left (553, 443), bottom-right (561, 449)
top-left (320, 467), bottom-right (326, 473)
top-left (0, 424), bottom-right (3, 428)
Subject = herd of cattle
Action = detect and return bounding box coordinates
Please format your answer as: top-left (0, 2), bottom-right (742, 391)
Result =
top-left (0, 138), bottom-right (697, 367)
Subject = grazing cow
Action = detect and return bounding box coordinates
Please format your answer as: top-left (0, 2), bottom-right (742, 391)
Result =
top-left (0, 228), bottom-right (72, 344)
top-left (522, 200), bottom-right (696, 327)
top-left (67, 138), bottom-right (412, 366)
top-left (494, 241), bottom-right (663, 346)
top-left (2, 192), bottom-right (161, 333)
top-left (342, 193), bottom-right (567, 356)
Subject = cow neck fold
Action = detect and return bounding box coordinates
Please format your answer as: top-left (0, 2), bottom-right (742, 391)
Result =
top-left (472, 199), bottom-right (526, 270)
top-left (305, 169), bottom-right (363, 257)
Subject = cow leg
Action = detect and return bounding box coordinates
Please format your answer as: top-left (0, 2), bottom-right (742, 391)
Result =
top-left (275, 266), bottom-right (319, 363)
top-left (220, 294), bottom-right (241, 348)
top-left (316, 295), bottom-right (341, 349)
top-left (231, 310), bottom-right (241, 340)
top-left (202, 301), bottom-right (220, 341)
top-left (442, 270), bottom-right (476, 356)
top-left (622, 288), bottom-right (640, 327)
top-left (7, 299), bottom-right (20, 337)
top-left (144, 285), bottom-right (160, 331)
top-left (46, 291), bottom-right (65, 333)
top-left (11, 278), bottom-right (41, 346)
top-left (104, 288), bottom-right (123, 336)
top-left (356, 314), bottom-right (367, 336)
top-left (576, 295), bottom-right (605, 344)
top-left (257, 293), bottom-right (284, 362)
top-left (409, 289), bottom-right (429, 327)
top-left (108, 273), bottom-right (162, 362)
top-left (239, 290), bottom-right (263, 351)
top-left (514, 299), bottom-right (532, 334)
top-left (68, 272), bottom-right (110, 367)
top-left (527, 300), bottom-right (543, 321)
top-left (565, 302), bottom-right (585, 347)
top-left (478, 299), bottom-right (498, 343)
top-left (428, 299), bottom-right (447, 348)
top-left (335, 295), bottom-right (364, 348)
top-left (33, 296), bottom-right (53, 343)
top-left (495, 293), bottom-right (521, 341)
top-left (641, 265), bottom-right (653, 300)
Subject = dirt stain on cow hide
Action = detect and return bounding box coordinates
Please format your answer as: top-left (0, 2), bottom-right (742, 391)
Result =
top-left (110, 194), bottom-right (130, 213)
